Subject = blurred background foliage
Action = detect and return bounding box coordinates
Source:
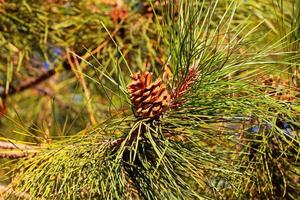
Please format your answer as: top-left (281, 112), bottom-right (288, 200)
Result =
top-left (0, 0), bottom-right (299, 138)
top-left (0, 0), bottom-right (299, 199)
top-left (0, 0), bottom-right (168, 139)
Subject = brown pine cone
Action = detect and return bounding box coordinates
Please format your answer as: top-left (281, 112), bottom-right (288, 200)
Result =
top-left (128, 72), bottom-right (171, 118)
top-left (171, 66), bottom-right (199, 108)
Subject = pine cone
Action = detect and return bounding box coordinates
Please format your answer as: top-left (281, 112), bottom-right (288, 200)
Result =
top-left (128, 72), bottom-right (171, 118)
top-left (171, 66), bottom-right (199, 108)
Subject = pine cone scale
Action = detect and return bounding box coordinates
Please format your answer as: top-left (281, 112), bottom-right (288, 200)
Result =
top-left (128, 72), bottom-right (171, 118)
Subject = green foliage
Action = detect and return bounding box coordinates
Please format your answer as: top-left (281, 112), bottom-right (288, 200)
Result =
top-left (0, 0), bottom-right (299, 199)
top-left (0, 0), bottom-right (165, 134)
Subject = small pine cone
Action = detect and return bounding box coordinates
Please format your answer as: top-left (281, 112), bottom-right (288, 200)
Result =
top-left (171, 66), bottom-right (199, 108)
top-left (172, 67), bottom-right (198, 99)
top-left (128, 72), bottom-right (171, 118)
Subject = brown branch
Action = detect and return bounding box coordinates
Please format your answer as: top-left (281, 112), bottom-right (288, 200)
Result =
top-left (0, 98), bottom-right (6, 117)
top-left (35, 86), bottom-right (81, 114)
top-left (0, 141), bottom-right (36, 150)
top-left (0, 141), bottom-right (39, 159)
top-left (0, 22), bottom-right (121, 100)
top-left (0, 151), bottom-right (30, 159)
top-left (0, 69), bottom-right (56, 99)
top-left (67, 49), bottom-right (97, 126)
top-left (110, 137), bottom-right (126, 148)
top-left (81, 24), bottom-right (121, 61)
top-left (109, 123), bottom-right (147, 150)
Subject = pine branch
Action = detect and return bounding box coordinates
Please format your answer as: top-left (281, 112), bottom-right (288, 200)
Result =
top-left (0, 141), bottom-right (36, 150)
top-left (0, 69), bottom-right (56, 99)
top-left (80, 23), bottom-right (122, 65)
top-left (67, 49), bottom-right (97, 126)
top-left (0, 141), bottom-right (39, 159)
top-left (35, 85), bottom-right (81, 114)
top-left (0, 151), bottom-right (29, 159)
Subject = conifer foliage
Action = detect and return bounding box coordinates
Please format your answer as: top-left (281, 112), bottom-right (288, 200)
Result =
top-left (0, 0), bottom-right (299, 199)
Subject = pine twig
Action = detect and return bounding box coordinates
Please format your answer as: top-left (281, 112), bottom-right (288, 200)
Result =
top-left (35, 85), bottom-right (81, 114)
top-left (0, 69), bottom-right (56, 99)
top-left (0, 151), bottom-right (29, 159)
top-left (0, 98), bottom-right (6, 117)
top-left (81, 23), bottom-right (122, 61)
top-left (66, 49), bottom-right (97, 126)
top-left (0, 141), bottom-right (36, 150)
top-left (0, 141), bottom-right (39, 159)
